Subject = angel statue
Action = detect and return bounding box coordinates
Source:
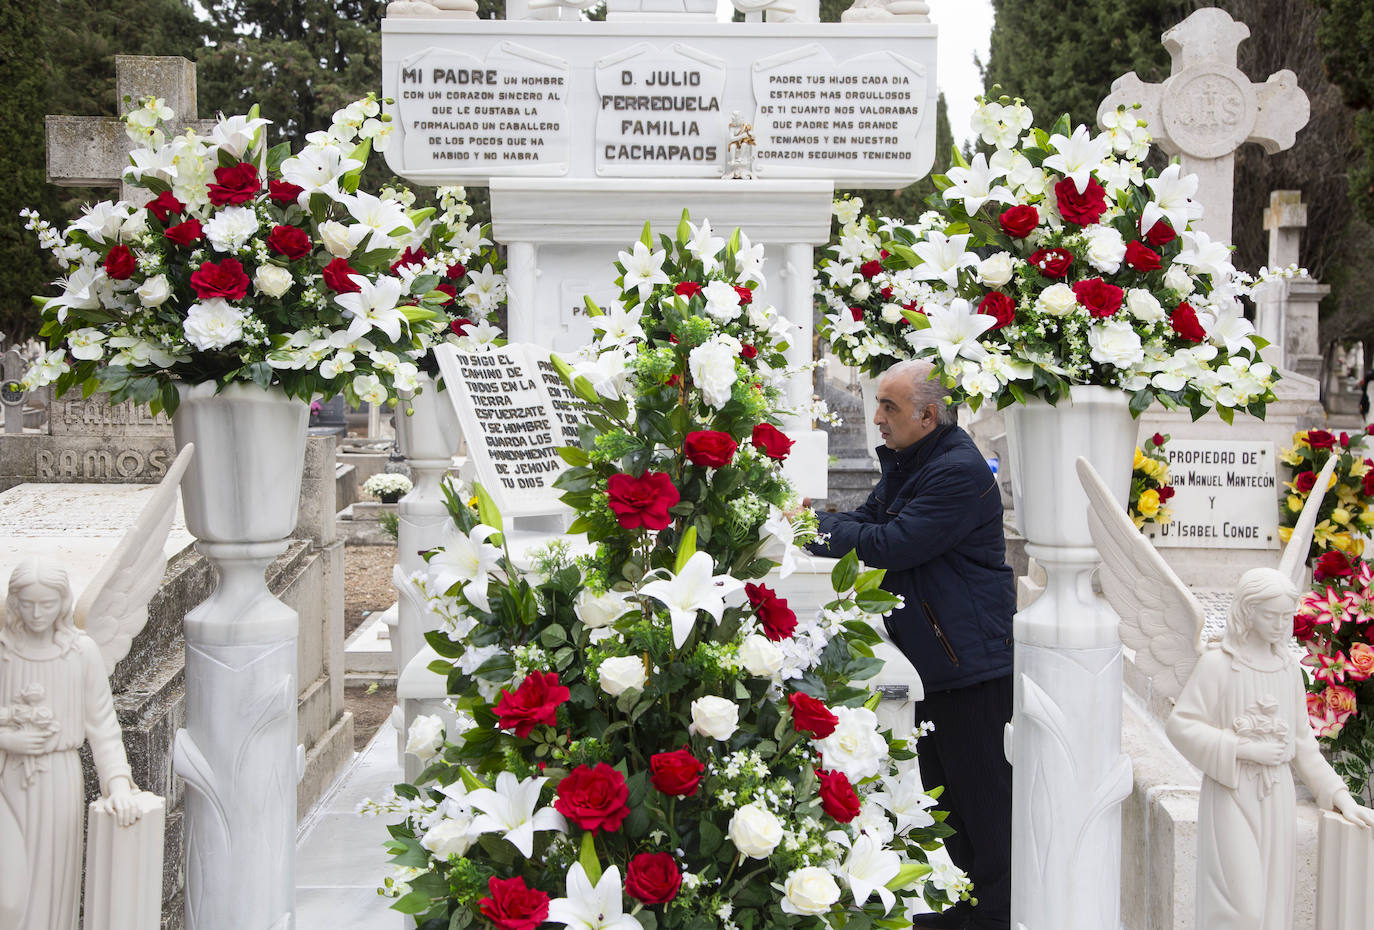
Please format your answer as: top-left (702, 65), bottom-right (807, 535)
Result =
top-left (0, 444), bottom-right (193, 930)
top-left (1080, 453), bottom-right (1374, 930)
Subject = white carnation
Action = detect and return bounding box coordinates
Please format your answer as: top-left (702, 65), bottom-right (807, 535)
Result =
top-left (702, 279), bottom-right (743, 322)
top-left (1083, 226), bottom-right (1127, 274)
top-left (813, 706), bottom-right (886, 780)
top-left (1087, 319), bottom-right (1144, 368)
top-left (203, 206), bottom-right (260, 253)
top-left (183, 299), bottom-right (246, 350)
top-left (689, 339), bottom-right (738, 410)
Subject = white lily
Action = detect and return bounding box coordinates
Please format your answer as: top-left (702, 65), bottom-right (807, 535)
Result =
top-left (48, 265), bottom-right (107, 322)
top-left (592, 304), bottom-right (646, 347)
top-left (346, 190), bottom-right (413, 247)
top-left (833, 230), bottom-right (878, 265)
top-left (335, 275), bottom-right (408, 343)
top-left (124, 145), bottom-right (180, 185)
top-left (942, 152), bottom-right (1013, 215)
top-left (1043, 124), bottom-right (1113, 194)
top-left (639, 551), bottom-right (745, 649)
top-left (211, 113), bottom-right (272, 160)
top-left (548, 864), bottom-right (643, 930)
top-left (759, 505), bottom-right (799, 579)
top-left (1200, 299), bottom-right (1256, 355)
top-left (571, 349), bottom-right (629, 400)
top-left (907, 299), bottom-right (994, 367)
top-left (687, 219), bottom-right (726, 272)
top-left (465, 772), bottom-right (567, 858)
top-left (279, 144), bottom-right (362, 202)
top-left (427, 524), bottom-right (503, 612)
top-left (1141, 163), bottom-right (1201, 236)
top-left (841, 834), bottom-right (901, 913)
top-left (735, 231), bottom-right (767, 285)
top-left (1174, 230), bottom-right (1234, 281)
top-left (869, 768), bottom-right (937, 834)
top-left (447, 221), bottom-right (492, 255)
top-left (618, 241), bottom-right (671, 300)
top-left (911, 231), bottom-right (980, 289)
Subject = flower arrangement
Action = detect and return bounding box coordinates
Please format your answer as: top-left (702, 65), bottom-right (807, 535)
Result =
top-left (818, 95), bottom-right (1279, 422)
top-left (1128, 432), bottom-right (1175, 531)
top-left (364, 215), bottom-right (969, 929)
top-left (21, 94), bottom-right (505, 415)
top-left (1277, 429), bottom-right (1374, 561)
top-left (364, 472), bottom-right (414, 504)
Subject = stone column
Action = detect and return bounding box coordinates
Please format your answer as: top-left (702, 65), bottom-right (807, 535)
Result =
top-left (505, 242), bottom-right (538, 344)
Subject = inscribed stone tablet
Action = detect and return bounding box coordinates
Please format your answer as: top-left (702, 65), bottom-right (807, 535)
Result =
top-left (48, 392), bottom-right (172, 437)
top-left (1146, 439), bottom-right (1278, 549)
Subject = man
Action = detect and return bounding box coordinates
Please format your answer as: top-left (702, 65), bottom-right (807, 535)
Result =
top-left (806, 359), bottom-right (1013, 930)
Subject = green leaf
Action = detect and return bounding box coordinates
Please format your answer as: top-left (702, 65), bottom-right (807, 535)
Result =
top-left (578, 831), bottom-right (602, 884)
top-left (885, 862), bottom-right (933, 890)
top-left (392, 890), bottom-right (432, 915)
top-left (698, 819), bottom-right (723, 856)
top-left (854, 568), bottom-right (886, 593)
top-left (831, 550), bottom-right (860, 593)
top-left (675, 525), bottom-right (698, 574)
top-left (639, 220), bottom-right (654, 249)
top-left (583, 295), bottom-right (604, 318)
top-left (474, 483), bottom-right (503, 532)
top-left (558, 446), bottom-right (592, 466)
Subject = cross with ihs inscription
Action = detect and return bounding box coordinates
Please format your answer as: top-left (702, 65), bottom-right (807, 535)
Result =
top-left (1096, 7), bottom-right (1309, 244)
top-left (45, 55), bottom-right (217, 204)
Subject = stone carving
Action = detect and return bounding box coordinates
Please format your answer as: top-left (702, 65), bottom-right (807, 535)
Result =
top-left (385, 0), bottom-right (478, 18)
top-left (839, 0), bottom-right (929, 23)
top-left (0, 444), bottom-right (193, 930)
top-left (723, 110), bottom-right (757, 180)
top-left (1081, 454), bottom-right (1374, 930)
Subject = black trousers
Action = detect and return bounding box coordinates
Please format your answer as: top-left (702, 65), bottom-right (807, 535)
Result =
top-left (915, 674), bottom-right (1013, 930)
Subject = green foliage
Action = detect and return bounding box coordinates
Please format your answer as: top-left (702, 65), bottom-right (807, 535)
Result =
top-left (1313, 0), bottom-right (1374, 228)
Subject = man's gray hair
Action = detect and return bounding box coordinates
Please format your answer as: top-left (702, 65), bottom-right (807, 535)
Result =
top-left (882, 360), bottom-right (957, 425)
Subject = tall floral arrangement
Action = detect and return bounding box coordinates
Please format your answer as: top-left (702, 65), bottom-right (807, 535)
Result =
top-left (20, 95), bottom-right (505, 414)
top-left (1277, 428), bottom-right (1374, 562)
top-left (366, 214), bottom-right (969, 929)
top-left (1128, 432), bottom-right (1174, 531)
top-left (819, 95), bottom-right (1279, 422)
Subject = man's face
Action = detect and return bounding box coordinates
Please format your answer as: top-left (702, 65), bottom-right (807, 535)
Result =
top-left (873, 373), bottom-right (937, 451)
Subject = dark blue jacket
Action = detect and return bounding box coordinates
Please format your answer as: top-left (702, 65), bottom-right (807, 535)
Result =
top-left (808, 424), bottom-right (1015, 693)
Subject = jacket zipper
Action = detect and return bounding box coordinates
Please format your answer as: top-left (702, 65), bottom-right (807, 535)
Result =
top-left (922, 601), bottom-right (959, 666)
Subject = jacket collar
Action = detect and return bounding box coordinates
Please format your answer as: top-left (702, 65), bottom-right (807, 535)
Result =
top-left (876, 423), bottom-right (956, 475)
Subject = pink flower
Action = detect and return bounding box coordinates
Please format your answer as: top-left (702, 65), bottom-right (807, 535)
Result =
top-left (1347, 642), bottom-right (1374, 681)
top-left (1303, 649), bottom-right (1351, 686)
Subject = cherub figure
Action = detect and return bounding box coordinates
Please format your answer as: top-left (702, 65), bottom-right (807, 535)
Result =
top-left (1080, 454), bottom-right (1374, 930)
top-left (0, 445), bottom-right (193, 930)
top-left (723, 111), bottom-right (756, 180)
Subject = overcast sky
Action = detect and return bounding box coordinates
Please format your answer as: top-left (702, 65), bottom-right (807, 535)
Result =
top-left (929, 0), bottom-right (994, 148)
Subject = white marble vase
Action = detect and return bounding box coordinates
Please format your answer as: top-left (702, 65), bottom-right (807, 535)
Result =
top-left (171, 381), bottom-right (308, 930)
top-left (1003, 385), bottom-right (1138, 930)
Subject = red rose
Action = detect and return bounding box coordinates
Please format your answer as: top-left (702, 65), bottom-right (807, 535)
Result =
top-left (190, 257), bottom-right (250, 300)
top-left (1293, 612), bottom-right (1316, 641)
top-left (1363, 470), bottom-right (1374, 497)
top-left (391, 246), bottom-right (428, 274)
top-left (1157, 485), bottom-right (1175, 502)
top-left (493, 670), bottom-right (570, 738)
top-left (1124, 241), bottom-right (1162, 273)
top-left (446, 261), bottom-right (467, 281)
top-left (788, 692), bottom-right (838, 739)
top-left (859, 259), bottom-right (883, 279)
top-left (555, 763), bottom-right (630, 832)
top-left (849, 306), bottom-right (864, 322)
top-left (684, 430), bottom-right (738, 468)
top-left (479, 876), bottom-right (550, 930)
top-left (1071, 278), bottom-right (1124, 318)
top-left (1169, 301), bottom-right (1206, 343)
top-left (817, 769), bottom-right (861, 823)
top-left (1028, 247), bottom-right (1074, 278)
top-left (451, 317), bottom-right (474, 336)
top-left (1293, 471), bottom-right (1317, 494)
top-left (675, 281), bottom-right (703, 298)
top-left (322, 257), bottom-right (362, 294)
top-left (1340, 432), bottom-right (1351, 448)
top-left (1151, 432), bottom-right (1166, 447)
top-left (267, 224), bottom-right (311, 260)
top-left (734, 285), bottom-right (753, 305)
top-left (146, 190), bottom-right (185, 222)
top-left (268, 179), bottom-right (305, 206)
top-left (650, 747), bottom-right (704, 797)
top-left (978, 292), bottom-right (1016, 329)
top-left (607, 471), bottom-right (679, 531)
top-left (747, 583), bottom-right (797, 641)
top-left (1143, 219), bottom-right (1177, 246)
top-left (103, 245), bottom-right (136, 280)
top-left (1306, 430), bottom-right (1337, 451)
top-left (1315, 550), bottom-right (1354, 582)
top-left (207, 161), bottom-right (260, 206)
top-left (751, 423), bottom-right (794, 460)
top-left (624, 853), bottom-right (682, 905)
top-left (740, 344), bottom-right (758, 360)
top-left (998, 204), bottom-right (1039, 238)
top-left (1054, 176), bottom-right (1108, 226)
top-left (164, 217), bottom-right (203, 246)
top-left (880, 286), bottom-right (893, 300)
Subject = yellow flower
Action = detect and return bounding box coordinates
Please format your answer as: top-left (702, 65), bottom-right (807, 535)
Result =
top-left (1280, 445), bottom-right (1304, 466)
top-left (1350, 458), bottom-right (1372, 478)
top-left (1131, 514), bottom-right (1146, 530)
top-left (1313, 520), bottom-right (1339, 548)
top-left (1286, 494), bottom-right (1305, 512)
top-left (1333, 507), bottom-right (1351, 526)
top-left (1361, 508), bottom-right (1374, 527)
top-left (1352, 537), bottom-right (1365, 558)
top-left (1138, 488), bottom-right (1161, 518)
top-left (1133, 448), bottom-right (1146, 469)
top-left (1293, 431), bottom-right (1311, 448)
top-left (1336, 484), bottom-right (1360, 507)
top-left (1158, 506), bottom-right (1173, 525)
top-left (1332, 533), bottom-right (1355, 555)
top-left (1278, 526), bottom-right (1294, 543)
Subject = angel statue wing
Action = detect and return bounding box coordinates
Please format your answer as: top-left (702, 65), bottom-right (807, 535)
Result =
top-left (1077, 456), bottom-right (1205, 705)
top-left (75, 444), bottom-right (195, 674)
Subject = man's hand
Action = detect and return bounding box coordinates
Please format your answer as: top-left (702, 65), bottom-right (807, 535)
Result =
top-left (784, 497), bottom-right (812, 520)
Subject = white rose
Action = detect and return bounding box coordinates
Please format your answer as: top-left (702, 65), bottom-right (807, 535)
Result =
top-left (1164, 264), bottom-right (1194, 297)
top-left (728, 803), bottom-right (783, 858)
top-left (780, 867), bottom-right (841, 915)
top-left (203, 205), bottom-right (260, 253)
top-left (575, 589), bottom-right (630, 629)
top-left (738, 634), bottom-right (783, 678)
top-left (689, 695), bottom-right (739, 741)
top-left (850, 280), bottom-right (871, 302)
top-left (977, 251), bottom-right (1014, 287)
top-left (1036, 282), bottom-right (1078, 317)
top-left (688, 340), bottom-right (738, 410)
top-left (319, 220), bottom-right (358, 258)
top-left (1125, 288), bottom-right (1164, 322)
top-left (598, 655), bottom-right (647, 696)
top-left (814, 706), bottom-right (886, 780)
top-left (136, 274), bottom-right (171, 307)
top-left (879, 303), bottom-right (905, 324)
top-left (405, 713), bottom-right (445, 762)
top-left (1087, 319), bottom-right (1145, 368)
top-left (183, 299), bottom-right (246, 351)
top-left (1084, 226), bottom-right (1127, 275)
top-left (254, 263), bottom-right (293, 298)
top-left (702, 279), bottom-right (743, 322)
top-left (420, 818), bottom-right (472, 859)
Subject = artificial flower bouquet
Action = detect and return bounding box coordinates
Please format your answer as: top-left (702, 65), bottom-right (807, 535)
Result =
top-left (21, 94), bottom-right (505, 415)
top-left (1277, 428), bottom-right (1374, 561)
top-left (819, 95), bottom-right (1280, 422)
top-left (1128, 432), bottom-right (1175, 531)
top-left (366, 216), bottom-right (971, 929)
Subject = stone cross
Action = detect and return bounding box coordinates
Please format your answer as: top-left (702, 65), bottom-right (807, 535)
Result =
top-left (1, 349), bottom-right (27, 434)
top-left (1263, 189), bottom-right (1306, 270)
top-left (45, 55), bottom-right (216, 203)
top-left (1253, 188), bottom-right (1327, 379)
top-left (1096, 7), bottom-right (1310, 244)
